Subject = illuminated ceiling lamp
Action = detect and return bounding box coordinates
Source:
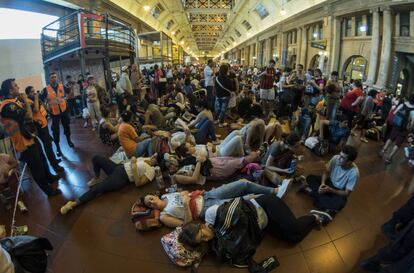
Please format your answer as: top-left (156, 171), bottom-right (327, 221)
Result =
top-left (280, 0), bottom-right (286, 16)
top-left (143, 5), bottom-right (150, 11)
top-left (171, 31), bottom-right (176, 36)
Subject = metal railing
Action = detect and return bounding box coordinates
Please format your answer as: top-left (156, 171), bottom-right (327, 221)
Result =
top-left (41, 10), bottom-right (136, 61)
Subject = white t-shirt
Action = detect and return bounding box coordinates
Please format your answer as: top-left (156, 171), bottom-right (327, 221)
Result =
top-left (176, 164), bottom-right (206, 185)
top-left (328, 155), bottom-right (359, 191)
top-left (160, 192), bottom-right (203, 219)
top-left (205, 198), bottom-right (268, 230)
top-left (204, 66), bottom-right (214, 87)
top-left (123, 159), bottom-right (155, 183)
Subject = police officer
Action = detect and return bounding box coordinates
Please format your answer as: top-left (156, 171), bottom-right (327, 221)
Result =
top-left (40, 72), bottom-right (74, 157)
top-left (0, 79), bottom-right (61, 196)
top-left (25, 86), bottom-right (64, 173)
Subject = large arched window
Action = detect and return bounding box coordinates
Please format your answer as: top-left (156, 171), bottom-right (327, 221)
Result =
top-left (396, 69), bottom-right (409, 97)
top-left (309, 54), bottom-right (320, 70)
top-left (342, 55), bottom-right (368, 81)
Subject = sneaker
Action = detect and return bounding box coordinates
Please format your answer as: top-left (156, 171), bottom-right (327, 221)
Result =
top-left (91, 127), bottom-right (96, 132)
top-left (87, 178), bottom-right (101, 187)
top-left (60, 201), bottom-right (77, 215)
top-left (214, 120), bottom-right (219, 125)
top-left (232, 261), bottom-right (249, 268)
top-left (276, 179), bottom-right (291, 198)
top-left (360, 137), bottom-right (368, 143)
top-left (218, 123), bottom-right (224, 128)
top-left (310, 209), bottom-right (333, 225)
top-left (222, 122), bottom-right (228, 127)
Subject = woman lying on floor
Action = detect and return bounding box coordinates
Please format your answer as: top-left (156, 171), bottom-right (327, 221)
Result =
top-left (142, 179), bottom-right (292, 228)
top-left (60, 155), bottom-right (158, 215)
top-left (168, 150), bottom-right (260, 185)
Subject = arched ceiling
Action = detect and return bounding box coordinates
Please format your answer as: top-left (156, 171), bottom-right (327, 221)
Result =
top-left (47, 0), bottom-right (328, 57)
top-left (110, 0), bottom-right (328, 56)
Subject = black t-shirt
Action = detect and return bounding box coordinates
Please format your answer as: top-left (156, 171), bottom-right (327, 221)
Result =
top-left (261, 141), bottom-right (286, 165)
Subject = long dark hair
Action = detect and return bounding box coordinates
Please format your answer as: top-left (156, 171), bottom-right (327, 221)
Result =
top-left (178, 221), bottom-right (209, 252)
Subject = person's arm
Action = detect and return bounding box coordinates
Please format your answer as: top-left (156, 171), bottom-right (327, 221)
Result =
top-left (351, 95), bottom-right (364, 107)
top-left (33, 93), bottom-right (40, 113)
top-left (320, 159), bottom-right (332, 186)
top-left (326, 187), bottom-right (351, 197)
top-left (159, 214), bottom-right (184, 228)
top-left (181, 191), bottom-right (193, 224)
top-left (20, 93), bottom-right (33, 120)
top-left (173, 161), bottom-right (202, 184)
top-left (188, 113), bottom-right (201, 128)
top-left (265, 155), bottom-right (290, 174)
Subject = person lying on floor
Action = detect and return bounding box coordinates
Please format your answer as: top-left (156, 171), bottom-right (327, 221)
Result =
top-left (298, 145), bottom-right (359, 217)
top-left (177, 194), bottom-right (331, 266)
top-left (169, 150), bottom-right (260, 185)
top-left (235, 117), bottom-right (266, 153)
top-left (261, 133), bottom-right (302, 186)
top-left (174, 129), bottom-right (245, 159)
top-left (60, 154), bottom-right (157, 215)
top-left (142, 179), bottom-right (292, 228)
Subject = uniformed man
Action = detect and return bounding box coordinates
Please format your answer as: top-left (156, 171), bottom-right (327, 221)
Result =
top-left (0, 79), bottom-right (61, 196)
top-left (40, 72), bottom-right (74, 156)
top-left (25, 86), bottom-right (64, 173)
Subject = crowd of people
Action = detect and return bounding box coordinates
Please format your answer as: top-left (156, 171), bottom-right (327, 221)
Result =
top-left (0, 58), bottom-right (413, 272)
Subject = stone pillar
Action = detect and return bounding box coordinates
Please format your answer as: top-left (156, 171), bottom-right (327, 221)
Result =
top-left (395, 13), bottom-right (400, 37)
top-left (367, 8), bottom-right (381, 86)
top-left (410, 11), bottom-right (414, 37)
top-left (329, 18), bottom-right (341, 74)
top-left (299, 27), bottom-right (308, 68)
top-left (323, 16), bottom-right (333, 74)
top-left (376, 7), bottom-right (393, 88)
top-left (297, 27), bottom-right (303, 66)
top-left (351, 16), bottom-right (356, 36)
top-left (266, 38), bottom-right (272, 64)
top-left (281, 32), bottom-right (288, 68)
top-left (362, 15), bottom-right (368, 37)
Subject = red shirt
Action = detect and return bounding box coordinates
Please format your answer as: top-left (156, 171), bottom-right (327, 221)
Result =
top-left (259, 68), bottom-right (276, 89)
top-left (340, 87), bottom-right (364, 112)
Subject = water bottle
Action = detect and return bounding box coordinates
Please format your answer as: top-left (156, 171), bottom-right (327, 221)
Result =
top-left (289, 159), bottom-right (298, 174)
top-left (154, 167), bottom-right (164, 189)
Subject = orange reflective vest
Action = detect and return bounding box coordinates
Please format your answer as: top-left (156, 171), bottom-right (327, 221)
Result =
top-left (46, 84), bottom-right (67, 115)
top-left (0, 99), bottom-right (34, 152)
top-left (27, 98), bottom-right (48, 128)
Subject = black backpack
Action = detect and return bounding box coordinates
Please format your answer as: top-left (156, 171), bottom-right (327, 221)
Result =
top-left (0, 236), bottom-right (53, 273)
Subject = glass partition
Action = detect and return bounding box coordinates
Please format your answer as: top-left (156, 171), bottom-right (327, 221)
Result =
top-left (138, 31), bottom-right (172, 66)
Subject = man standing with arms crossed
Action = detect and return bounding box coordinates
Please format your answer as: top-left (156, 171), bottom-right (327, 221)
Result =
top-left (41, 72), bottom-right (74, 157)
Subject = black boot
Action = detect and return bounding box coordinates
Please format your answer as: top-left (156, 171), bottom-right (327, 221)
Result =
top-left (56, 144), bottom-right (63, 157)
top-left (66, 136), bottom-right (74, 148)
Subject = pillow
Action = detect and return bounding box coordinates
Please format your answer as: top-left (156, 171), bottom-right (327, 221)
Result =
top-left (160, 227), bottom-right (208, 267)
top-left (131, 201), bottom-right (162, 231)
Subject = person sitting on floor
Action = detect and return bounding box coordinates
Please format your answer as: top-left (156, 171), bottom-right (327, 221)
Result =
top-left (60, 154), bottom-right (157, 215)
top-left (299, 145), bottom-right (359, 217)
top-left (318, 114), bottom-right (350, 151)
top-left (261, 133), bottom-right (301, 185)
top-left (142, 179), bottom-right (291, 228)
top-left (98, 106), bottom-right (119, 146)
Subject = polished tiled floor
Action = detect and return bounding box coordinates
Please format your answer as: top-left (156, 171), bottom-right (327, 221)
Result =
top-left (1, 119), bottom-right (412, 273)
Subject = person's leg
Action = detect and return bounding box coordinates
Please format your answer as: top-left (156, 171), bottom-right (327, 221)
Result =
top-left (214, 97), bottom-right (221, 120)
top-left (204, 180), bottom-right (275, 200)
top-left (263, 168), bottom-right (283, 185)
top-left (301, 116), bottom-right (312, 141)
top-left (218, 135), bottom-right (244, 157)
top-left (94, 101), bottom-right (102, 122)
top-left (37, 126), bottom-right (60, 168)
top-left (194, 117), bottom-right (212, 144)
top-left (51, 114), bottom-right (61, 147)
top-left (220, 130), bottom-right (240, 146)
top-left (135, 138), bottom-right (152, 157)
top-left (92, 155), bottom-right (119, 177)
top-left (20, 144), bottom-right (56, 195)
top-left (33, 137), bottom-right (56, 180)
top-left (219, 97), bottom-right (230, 124)
top-left (61, 110), bottom-right (73, 146)
top-left (78, 165), bottom-right (129, 205)
top-left (207, 86), bottom-right (214, 113)
top-left (88, 102), bottom-right (97, 128)
top-left (255, 194), bottom-right (317, 243)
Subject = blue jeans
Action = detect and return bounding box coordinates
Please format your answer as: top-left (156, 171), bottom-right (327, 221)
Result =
top-left (201, 180), bottom-right (275, 216)
top-left (194, 117), bottom-right (216, 144)
top-left (301, 115), bottom-right (312, 140)
top-left (135, 138), bottom-right (153, 157)
top-left (218, 130), bottom-right (244, 157)
top-left (215, 96), bottom-right (230, 123)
